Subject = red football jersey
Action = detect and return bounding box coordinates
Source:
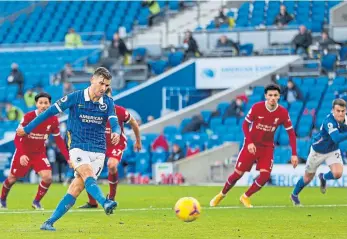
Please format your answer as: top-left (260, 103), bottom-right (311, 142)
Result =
top-left (244, 102), bottom-right (293, 147)
top-left (105, 105), bottom-right (131, 148)
top-left (16, 110), bottom-right (60, 154)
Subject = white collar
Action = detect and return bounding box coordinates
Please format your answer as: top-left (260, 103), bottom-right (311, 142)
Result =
top-left (265, 101), bottom-right (278, 113)
top-left (35, 110), bottom-right (39, 116)
top-left (84, 87), bottom-right (104, 104)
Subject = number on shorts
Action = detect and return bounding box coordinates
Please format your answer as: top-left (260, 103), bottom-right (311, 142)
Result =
top-left (42, 158), bottom-right (50, 167)
top-left (335, 152), bottom-right (340, 158)
top-left (112, 149), bottom-right (122, 157)
top-left (96, 167), bottom-right (102, 177)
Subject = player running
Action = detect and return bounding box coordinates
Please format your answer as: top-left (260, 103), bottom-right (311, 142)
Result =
top-left (79, 89), bottom-right (142, 208)
top-left (0, 92), bottom-right (69, 210)
top-left (210, 84), bottom-right (298, 208)
top-left (17, 67), bottom-right (120, 231)
top-left (291, 99), bottom-right (347, 205)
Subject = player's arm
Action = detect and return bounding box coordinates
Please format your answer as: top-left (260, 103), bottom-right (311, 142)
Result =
top-left (51, 120), bottom-right (70, 162)
top-left (108, 100), bottom-right (121, 135)
top-left (128, 116), bottom-right (142, 151)
top-left (328, 123), bottom-right (347, 143)
top-left (19, 93), bottom-right (76, 135)
top-left (243, 106), bottom-right (256, 145)
top-left (282, 111), bottom-right (298, 168)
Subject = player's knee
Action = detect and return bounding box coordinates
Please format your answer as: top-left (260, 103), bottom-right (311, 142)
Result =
top-left (42, 176), bottom-right (52, 184)
top-left (332, 171), bottom-right (342, 179)
top-left (258, 171), bottom-right (271, 185)
top-left (234, 169), bottom-right (244, 176)
top-left (7, 174), bottom-right (17, 184)
top-left (304, 173), bottom-right (314, 183)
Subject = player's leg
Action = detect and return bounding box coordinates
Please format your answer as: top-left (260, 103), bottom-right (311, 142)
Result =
top-left (241, 147), bottom-right (273, 208)
top-left (107, 155), bottom-right (121, 201)
top-left (318, 150), bottom-right (343, 194)
top-left (41, 176), bottom-right (84, 231)
top-left (1, 152), bottom-right (30, 208)
top-left (1, 173), bottom-right (17, 208)
top-left (291, 147), bottom-right (325, 205)
top-left (33, 169), bottom-right (52, 210)
top-left (210, 146), bottom-right (253, 207)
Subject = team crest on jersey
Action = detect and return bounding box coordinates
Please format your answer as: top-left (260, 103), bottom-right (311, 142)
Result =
top-left (46, 125), bottom-right (51, 131)
top-left (60, 95), bottom-right (68, 102)
top-left (274, 118), bottom-right (279, 124)
top-left (99, 103), bottom-right (108, 111)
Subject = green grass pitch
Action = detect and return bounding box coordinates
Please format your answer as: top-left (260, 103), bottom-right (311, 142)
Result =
top-left (0, 184), bottom-right (346, 239)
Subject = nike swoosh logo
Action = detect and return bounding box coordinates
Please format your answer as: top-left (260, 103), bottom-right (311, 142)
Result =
top-left (258, 116), bottom-right (264, 119)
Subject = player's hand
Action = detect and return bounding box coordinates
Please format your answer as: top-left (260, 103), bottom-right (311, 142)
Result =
top-left (247, 143), bottom-right (256, 155)
top-left (16, 126), bottom-right (26, 136)
top-left (134, 140), bottom-right (142, 152)
top-left (291, 155), bottom-right (299, 168)
top-left (20, 155), bottom-right (30, 166)
top-left (107, 157), bottom-right (118, 169)
top-left (111, 133), bottom-right (120, 145)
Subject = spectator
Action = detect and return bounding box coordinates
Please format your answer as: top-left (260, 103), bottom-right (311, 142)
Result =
top-left (282, 79), bottom-right (303, 103)
top-left (186, 145), bottom-right (200, 157)
top-left (183, 30), bottom-right (201, 59)
top-left (214, 7), bottom-right (229, 28)
top-left (152, 134), bottom-right (169, 152)
top-left (318, 31), bottom-right (340, 55)
top-left (24, 89), bottom-right (37, 108)
top-left (63, 82), bottom-right (75, 96)
top-left (7, 63), bottom-right (24, 96)
top-left (142, 1), bottom-right (161, 26)
top-left (223, 98), bottom-right (245, 120)
top-left (274, 5), bottom-right (293, 27)
top-left (292, 25), bottom-right (312, 56)
top-left (60, 63), bottom-right (74, 82)
top-left (109, 33), bottom-right (129, 59)
top-left (182, 115), bottom-right (208, 133)
top-left (5, 103), bottom-right (24, 121)
top-left (216, 35), bottom-right (239, 56)
top-left (167, 143), bottom-right (184, 162)
top-left (65, 28), bottom-right (83, 48)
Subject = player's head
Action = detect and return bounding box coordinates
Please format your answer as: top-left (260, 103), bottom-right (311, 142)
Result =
top-left (90, 67), bottom-right (112, 98)
top-left (332, 98), bottom-right (346, 123)
top-left (264, 84), bottom-right (281, 106)
top-left (35, 92), bottom-right (51, 114)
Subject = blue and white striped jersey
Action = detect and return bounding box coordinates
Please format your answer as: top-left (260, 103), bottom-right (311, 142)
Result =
top-left (311, 113), bottom-right (347, 154)
top-left (54, 88), bottom-right (118, 153)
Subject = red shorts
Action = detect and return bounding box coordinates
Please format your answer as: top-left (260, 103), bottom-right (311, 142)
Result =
top-left (235, 145), bottom-right (274, 172)
top-left (105, 145), bottom-right (125, 162)
top-left (10, 151), bottom-right (51, 178)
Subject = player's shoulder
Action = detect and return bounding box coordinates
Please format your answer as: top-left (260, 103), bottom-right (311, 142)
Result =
top-left (103, 94), bottom-right (114, 105)
top-left (251, 101), bottom-right (265, 110)
top-left (278, 104), bottom-right (289, 114)
top-left (115, 104), bottom-right (126, 112)
top-left (25, 110), bottom-right (36, 118)
top-left (49, 115), bottom-right (59, 124)
top-left (323, 113), bottom-right (338, 127)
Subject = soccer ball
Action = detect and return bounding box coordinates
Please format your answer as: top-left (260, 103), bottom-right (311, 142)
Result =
top-left (174, 197), bottom-right (201, 222)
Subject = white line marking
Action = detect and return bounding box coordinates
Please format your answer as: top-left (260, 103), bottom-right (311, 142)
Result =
top-left (0, 204), bottom-right (347, 214)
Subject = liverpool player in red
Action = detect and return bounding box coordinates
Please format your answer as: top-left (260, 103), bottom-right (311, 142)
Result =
top-left (79, 89), bottom-right (141, 208)
top-left (210, 84), bottom-right (299, 208)
top-left (0, 93), bottom-right (70, 210)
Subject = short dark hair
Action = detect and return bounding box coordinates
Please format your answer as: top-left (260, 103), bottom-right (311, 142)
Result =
top-left (93, 67), bottom-right (112, 80)
top-left (35, 92), bottom-right (51, 103)
top-left (332, 98), bottom-right (346, 108)
top-left (264, 84), bottom-right (281, 94)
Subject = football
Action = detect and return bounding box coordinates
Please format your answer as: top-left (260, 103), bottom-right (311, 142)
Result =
top-left (174, 197), bottom-right (201, 222)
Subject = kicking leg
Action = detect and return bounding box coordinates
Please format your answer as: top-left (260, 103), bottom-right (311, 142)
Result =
top-left (107, 157), bottom-right (119, 201)
top-left (319, 163), bottom-right (343, 194)
top-left (291, 172), bottom-right (314, 205)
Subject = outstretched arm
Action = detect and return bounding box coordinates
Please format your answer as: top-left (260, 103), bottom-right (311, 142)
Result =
top-left (54, 135), bottom-right (70, 162)
top-left (129, 116), bottom-right (142, 151)
top-left (330, 130), bottom-right (347, 144)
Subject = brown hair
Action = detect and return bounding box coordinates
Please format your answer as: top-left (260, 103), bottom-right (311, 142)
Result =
top-left (93, 67), bottom-right (112, 80)
top-left (332, 98), bottom-right (346, 108)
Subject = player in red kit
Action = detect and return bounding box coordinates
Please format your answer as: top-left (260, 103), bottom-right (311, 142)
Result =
top-left (210, 84), bottom-right (299, 208)
top-left (0, 93), bottom-right (70, 210)
top-left (79, 89), bottom-right (141, 208)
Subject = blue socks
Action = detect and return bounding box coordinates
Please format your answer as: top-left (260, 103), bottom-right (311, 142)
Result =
top-left (323, 171), bottom-right (335, 180)
top-left (292, 177), bottom-right (308, 196)
top-left (85, 177), bottom-right (106, 206)
top-left (47, 193), bottom-right (76, 225)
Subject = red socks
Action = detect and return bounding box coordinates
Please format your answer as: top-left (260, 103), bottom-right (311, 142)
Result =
top-left (108, 172), bottom-right (119, 200)
top-left (88, 192), bottom-right (97, 206)
top-left (34, 181), bottom-right (51, 202)
top-left (222, 172), bottom-right (242, 195)
top-left (1, 179), bottom-right (14, 201)
top-left (245, 171), bottom-right (271, 197)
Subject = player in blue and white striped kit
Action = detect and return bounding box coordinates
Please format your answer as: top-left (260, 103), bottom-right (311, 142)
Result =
top-left (17, 67), bottom-right (120, 231)
top-left (291, 99), bottom-right (347, 205)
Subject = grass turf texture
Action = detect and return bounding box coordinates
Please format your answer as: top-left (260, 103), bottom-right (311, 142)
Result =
top-left (0, 184), bottom-right (346, 239)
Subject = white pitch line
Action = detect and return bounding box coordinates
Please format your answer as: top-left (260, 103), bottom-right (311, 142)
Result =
top-left (0, 204), bottom-right (347, 215)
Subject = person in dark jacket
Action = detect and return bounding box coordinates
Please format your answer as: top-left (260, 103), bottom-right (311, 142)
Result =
top-left (282, 79), bottom-right (303, 103)
top-left (182, 115), bottom-right (208, 133)
top-left (318, 31), bottom-right (340, 54)
top-left (109, 33), bottom-right (129, 58)
top-left (214, 7), bottom-right (229, 28)
top-left (167, 143), bottom-right (184, 162)
top-left (223, 98), bottom-right (245, 120)
top-left (292, 25), bottom-right (312, 56)
top-left (216, 35), bottom-right (239, 56)
top-left (7, 63), bottom-right (24, 96)
top-left (274, 5), bottom-right (293, 27)
top-left (183, 30), bottom-right (201, 59)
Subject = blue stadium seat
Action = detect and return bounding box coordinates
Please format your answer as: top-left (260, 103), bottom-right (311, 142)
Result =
top-left (163, 125), bottom-right (179, 136)
top-left (200, 110), bottom-right (212, 123)
top-left (224, 117), bottom-right (237, 126)
top-left (168, 51), bottom-right (184, 67)
top-left (210, 117), bottom-right (223, 130)
top-left (333, 76), bottom-right (346, 85)
top-left (217, 102), bottom-right (230, 115)
top-left (207, 134), bottom-right (222, 149)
